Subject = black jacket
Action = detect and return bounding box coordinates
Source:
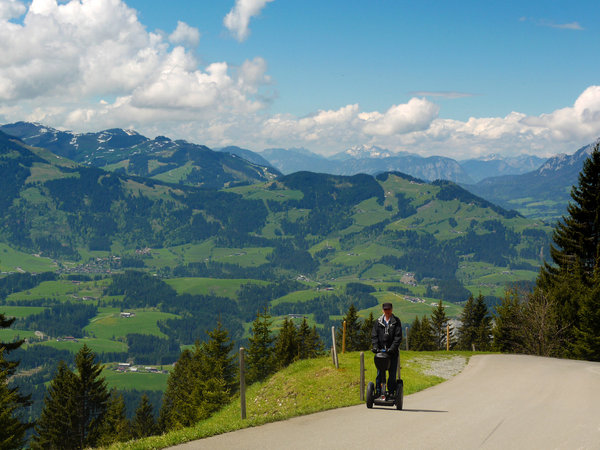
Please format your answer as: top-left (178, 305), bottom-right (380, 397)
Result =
top-left (371, 314), bottom-right (402, 355)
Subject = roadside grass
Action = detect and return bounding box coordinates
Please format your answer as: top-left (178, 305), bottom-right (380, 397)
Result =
top-left (110, 350), bottom-right (473, 450)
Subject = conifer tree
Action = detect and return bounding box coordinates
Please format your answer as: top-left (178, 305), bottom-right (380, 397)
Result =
top-left (73, 344), bottom-right (110, 447)
top-left (32, 362), bottom-right (80, 449)
top-left (131, 394), bottom-right (158, 439)
top-left (297, 317), bottom-right (312, 360)
top-left (492, 288), bottom-right (524, 353)
top-left (430, 300), bottom-right (453, 350)
top-left (417, 315), bottom-right (436, 351)
top-left (200, 321), bottom-right (236, 393)
top-left (0, 313), bottom-right (31, 449)
top-left (97, 390), bottom-right (130, 446)
top-left (159, 349), bottom-right (195, 431)
top-left (306, 324), bottom-right (324, 358)
top-left (408, 316), bottom-right (422, 351)
top-left (572, 268), bottom-right (600, 361)
top-left (336, 304), bottom-right (362, 351)
top-left (520, 289), bottom-right (566, 356)
top-left (457, 295), bottom-right (491, 350)
top-left (247, 309), bottom-right (276, 383)
top-left (473, 294), bottom-right (492, 351)
top-left (360, 312), bottom-right (376, 350)
top-left (274, 317), bottom-right (298, 368)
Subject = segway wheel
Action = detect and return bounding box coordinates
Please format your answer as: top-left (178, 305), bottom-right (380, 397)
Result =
top-left (395, 379), bottom-right (404, 410)
top-left (366, 382), bottom-right (374, 409)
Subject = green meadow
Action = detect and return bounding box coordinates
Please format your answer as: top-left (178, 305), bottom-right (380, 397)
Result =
top-left (85, 309), bottom-right (180, 340)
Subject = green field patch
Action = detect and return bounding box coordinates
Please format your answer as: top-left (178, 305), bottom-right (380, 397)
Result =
top-left (0, 306), bottom-right (47, 318)
top-left (270, 290), bottom-right (325, 307)
top-left (360, 263), bottom-right (398, 280)
top-left (35, 337), bottom-right (128, 354)
top-left (166, 277), bottom-right (268, 298)
top-left (6, 280), bottom-right (81, 302)
top-left (209, 247), bottom-right (272, 267)
top-left (0, 243), bottom-right (57, 273)
top-left (151, 162), bottom-right (194, 184)
top-left (85, 310), bottom-right (179, 340)
top-left (352, 197), bottom-right (392, 227)
top-left (103, 367), bottom-right (169, 391)
top-left (226, 184), bottom-right (303, 202)
top-left (0, 328), bottom-right (37, 342)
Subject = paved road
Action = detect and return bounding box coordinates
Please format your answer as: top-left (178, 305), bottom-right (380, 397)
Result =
top-left (172, 354), bottom-right (600, 449)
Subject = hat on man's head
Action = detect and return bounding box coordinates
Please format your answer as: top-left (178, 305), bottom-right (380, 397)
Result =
top-left (382, 302), bottom-right (393, 310)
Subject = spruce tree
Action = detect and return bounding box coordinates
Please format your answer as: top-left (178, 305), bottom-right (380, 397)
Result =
top-left (430, 300), bottom-right (453, 350)
top-left (417, 316), bottom-right (436, 351)
top-left (32, 362), bottom-right (81, 449)
top-left (408, 316), bottom-right (422, 351)
top-left (336, 304), bottom-right (362, 352)
top-left (360, 312), bottom-right (376, 350)
top-left (457, 295), bottom-right (476, 350)
top-left (73, 344), bottom-right (110, 447)
top-left (0, 313), bottom-right (31, 449)
top-left (473, 294), bottom-right (492, 351)
top-left (97, 390), bottom-right (130, 446)
top-left (572, 268), bottom-right (600, 360)
top-left (306, 324), bottom-right (324, 358)
top-left (247, 309), bottom-right (276, 383)
top-left (492, 288), bottom-right (524, 353)
top-left (131, 394), bottom-right (158, 439)
top-left (297, 317), bottom-right (312, 360)
top-left (537, 143), bottom-right (600, 355)
top-left (274, 317), bottom-right (298, 368)
top-left (159, 349), bottom-right (195, 431)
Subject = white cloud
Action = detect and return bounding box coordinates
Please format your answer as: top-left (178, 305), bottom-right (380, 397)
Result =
top-left (169, 21), bottom-right (201, 48)
top-left (223, 0), bottom-right (274, 42)
top-left (0, 0), bottom-right (25, 20)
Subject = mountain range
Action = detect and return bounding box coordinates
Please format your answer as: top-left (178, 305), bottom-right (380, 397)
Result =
top-left (0, 121), bottom-right (596, 221)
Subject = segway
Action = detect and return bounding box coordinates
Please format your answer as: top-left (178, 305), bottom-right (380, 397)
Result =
top-left (366, 351), bottom-right (403, 410)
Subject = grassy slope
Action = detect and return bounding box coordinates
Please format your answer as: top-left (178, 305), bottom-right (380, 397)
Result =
top-left (110, 351), bottom-right (476, 450)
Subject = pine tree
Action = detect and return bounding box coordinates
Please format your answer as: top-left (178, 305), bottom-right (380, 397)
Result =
top-left (97, 390), bottom-right (130, 446)
top-left (0, 313), bottom-right (31, 449)
top-left (159, 349), bottom-right (196, 431)
top-left (473, 294), bottom-right (492, 351)
top-left (73, 344), bottom-right (110, 447)
top-left (360, 312), bottom-right (376, 350)
top-left (274, 317), bottom-right (298, 368)
top-left (492, 288), bottom-right (524, 353)
top-left (572, 268), bottom-right (600, 360)
top-left (297, 317), bottom-right (312, 360)
top-left (457, 295), bottom-right (476, 350)
top-left (408, 316), bottom-right (422, 351)
top-left (520, 288), bottom-right (566, 356)
top-left (418, 315), bottom-right (436, 351)
top-left (542, 143), bottom-right (600, 284)
top-left (430, 300), bottom-right (453, 350)
top-left (306, 324), bottom-right (324, 358)
top-left (32, 361), bottom-right (81, 449)
top-left (247, 309), bottom-right (276, 383)
top-left (131, 394), bottom-right (158, 439)
top-left (537, 143), bottom-right (600, 355)
top-left (336, 304), bottom-right (362, 352)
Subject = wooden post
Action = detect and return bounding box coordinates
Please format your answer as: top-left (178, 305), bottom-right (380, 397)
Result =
top-left (239, 347), bottom-right (246, 420)
top-left (405, 325), bottom-right (409, 351)
top-left (446, 323), bottom-right (450, 351)
top-left (331, 326), bottom-right (339, 369)
top-left (360, 352), bottom-right (365, 401)
top-left (342, 320), bottom-right (347, 354)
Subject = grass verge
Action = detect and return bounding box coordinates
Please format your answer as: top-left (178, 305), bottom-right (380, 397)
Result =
top-left (110, 350), bottom-right (475, 449)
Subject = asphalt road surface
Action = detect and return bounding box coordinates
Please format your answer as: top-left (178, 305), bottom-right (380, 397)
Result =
top-left (172, 354), bottom-right (600, 449)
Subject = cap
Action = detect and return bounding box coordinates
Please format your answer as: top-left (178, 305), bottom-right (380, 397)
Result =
top-left (382, 302), bottom-right (393, 310)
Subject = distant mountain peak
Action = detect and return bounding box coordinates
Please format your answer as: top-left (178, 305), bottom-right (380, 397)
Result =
top-left (334, 144), bottom-right (394, 160)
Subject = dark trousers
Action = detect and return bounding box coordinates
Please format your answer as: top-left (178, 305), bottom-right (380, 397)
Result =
top-left (375, 352), bottom-right (398, 394)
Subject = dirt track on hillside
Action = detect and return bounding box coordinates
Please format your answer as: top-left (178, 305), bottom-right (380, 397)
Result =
top-left (171, 354), bottom-right (600, 449)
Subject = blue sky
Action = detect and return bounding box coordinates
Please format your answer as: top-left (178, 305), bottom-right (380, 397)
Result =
top-left (1, 0), bottom-right (599, 158)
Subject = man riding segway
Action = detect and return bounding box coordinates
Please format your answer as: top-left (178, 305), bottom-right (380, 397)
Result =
top-left (371, 302), bottom-right (402, 400)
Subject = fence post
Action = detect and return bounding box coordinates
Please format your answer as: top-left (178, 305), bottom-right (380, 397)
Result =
top-left (331, 326), bottom-right (339, 369)
top-left (360, 351), bottom-right (365, 401)
top-left (342, 320), bottom-right (347, 354)
top-left (405, 325), bottom-right (409, 351)
top-left (239, 347), bottom-right (246, 420)
top-left (446, 323), bottom-right (450, 351)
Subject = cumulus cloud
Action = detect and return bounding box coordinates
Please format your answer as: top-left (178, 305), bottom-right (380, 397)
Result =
top-left (0, 0), bottom-right (271, 134)
top-left (169, 21), bottom-right (201, 48)
top-left (0, 0), bottom-right (25, 20)
top-left (224, 0), bottom-right (274, 42)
